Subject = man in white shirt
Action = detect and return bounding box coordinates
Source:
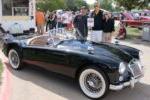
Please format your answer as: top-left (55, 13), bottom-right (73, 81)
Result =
top-left (90, 2), bottom-right (104, 43)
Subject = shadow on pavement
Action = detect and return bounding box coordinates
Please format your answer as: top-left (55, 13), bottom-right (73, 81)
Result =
top-left (4, 62), bottom-right (150, 100)
top-left (5, 62), bottom-right (88, 100)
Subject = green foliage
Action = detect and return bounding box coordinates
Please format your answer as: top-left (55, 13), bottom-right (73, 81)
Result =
top-left (98, 0), bottom-right (114, 11)
top-left (65, 0), bottom-right (76, 11)
top-left (0, 59), bottom-right (3, 80)
top-left (126, 28), bottom-right (141, 39)
top-left (114, 0), bottom-right (150, 10)
top-left (36, 0), bottom-right (66, 12)
top-left (65, 0), bottom-right (88, 11)
top-left (36, 0), bottom-right (88, 12)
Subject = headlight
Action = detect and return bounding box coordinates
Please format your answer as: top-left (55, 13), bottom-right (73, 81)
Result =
top-left (119, 62), bottom-right (126, 74)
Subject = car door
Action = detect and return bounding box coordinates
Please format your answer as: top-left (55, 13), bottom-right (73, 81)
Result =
top-left (22, 45), bottom-right (73, 76)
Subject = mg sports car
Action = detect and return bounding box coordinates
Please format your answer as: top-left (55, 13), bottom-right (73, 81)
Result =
top-left (1, 30), bottom-right (144, 99)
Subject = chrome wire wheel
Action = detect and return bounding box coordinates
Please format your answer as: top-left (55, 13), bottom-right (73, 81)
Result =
top-left (9, 49), bottom-right (20, 69)
top-left (79, 68), bottom-right (108, 99)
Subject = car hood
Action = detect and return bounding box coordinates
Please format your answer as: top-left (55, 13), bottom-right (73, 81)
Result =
top-left (58, 41), bottom-right (133, 63)
top-left (90, 43), bottom-right (133, 63)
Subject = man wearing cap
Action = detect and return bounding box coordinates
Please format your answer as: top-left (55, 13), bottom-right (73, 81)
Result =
top-left (90, 2), bottom-right (104, 42)
top-left (73, 6), bottom-right (88, 40)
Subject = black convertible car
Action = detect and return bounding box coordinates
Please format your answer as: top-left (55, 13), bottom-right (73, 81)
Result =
top-left (1, 30), bottom-right (144, 99)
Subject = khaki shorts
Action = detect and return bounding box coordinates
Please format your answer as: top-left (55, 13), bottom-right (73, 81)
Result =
top-left (37, 24), bottom-right (44, 35)
top-left (103, 32), bottom-right (111, 42)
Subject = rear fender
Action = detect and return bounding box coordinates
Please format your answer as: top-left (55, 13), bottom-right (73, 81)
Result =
top-left (5, 43), bottom-right (22, 57)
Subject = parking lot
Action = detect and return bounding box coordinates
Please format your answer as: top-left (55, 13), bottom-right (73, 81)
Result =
top-left (0, 39), bottom-right (150, 100)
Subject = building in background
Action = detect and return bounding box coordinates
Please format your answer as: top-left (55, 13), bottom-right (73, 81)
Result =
top-left (0, 0), bottom-right (36, 34)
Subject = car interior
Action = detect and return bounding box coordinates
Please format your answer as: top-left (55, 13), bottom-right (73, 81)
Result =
top-left (28, 35), bottom-right (64, 46)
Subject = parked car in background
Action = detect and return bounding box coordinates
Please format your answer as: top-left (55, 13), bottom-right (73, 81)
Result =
top-left (112, 12), bottom-right (120, 20)
top-left (122, 12), bottom-right (150, 28)
top-left (1, 29), bottom-right (144, 99)
top-left (142, 10), bottom-right (150, 16)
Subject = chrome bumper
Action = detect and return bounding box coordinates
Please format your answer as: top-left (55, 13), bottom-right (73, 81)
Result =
top-left (109, 76), bottom-right (142, 91)
top-left (110, 59), bottom-right (144, 91)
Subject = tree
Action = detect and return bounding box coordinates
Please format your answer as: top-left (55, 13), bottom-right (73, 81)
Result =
top-left (75, 0), bottom-right (88, 10)
top-left (36, 0), bottom-right (88, 12)
top-left (65, 0), bottom-right (76, 10)
top-left (36, 0), bottom-right (66, 12)
top-left (98, 0), bottom-right (114, 11)
top-left (65, 0), bottom-right (88, 11)
top-left (114, 0), bottom-right (149, 11)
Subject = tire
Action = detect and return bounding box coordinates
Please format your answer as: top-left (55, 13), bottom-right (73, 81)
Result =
top-left (79, 67), bottom-right (109, 99)
top-left (8, 49), bottom-right (22, 70)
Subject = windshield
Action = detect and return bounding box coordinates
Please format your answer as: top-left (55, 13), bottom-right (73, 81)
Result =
top-left (28, 29), bottom-right (76, 46)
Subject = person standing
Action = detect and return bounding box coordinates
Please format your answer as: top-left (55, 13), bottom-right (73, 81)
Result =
top-left (45, 11), bottom-right (50, 32)
top-left (103, 12), bottom-right (115, 42)
top-left (103, 13), bottom-right (110, 42)
top-left (73, 6), bottom-right (88, 40)
top-left (67, 12), bottom-right (73, 30)
top-left (120, 12), bottom-right (124, 21)
top-left (51, 11), bottom-right (57, 29)
top-left (36, 8), bottom-right (45, 35)
top-left (116, 22), bottom-right (126, 40)
top-left (57, 12), bottom-right (63, 28)
top-left (90, 2), bottom-right (104, 43)
top-left (108, 12), bottom-right (115, 42)
top-left (62, 11), bottom-right (69, 28)
top-left (46, 12), bottom-right (54, 31)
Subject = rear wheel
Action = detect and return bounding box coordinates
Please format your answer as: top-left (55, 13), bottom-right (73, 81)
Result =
top-left (8, 49), bottom-right (22, 70)
top-left (79, 67), bottom-right (109, 99)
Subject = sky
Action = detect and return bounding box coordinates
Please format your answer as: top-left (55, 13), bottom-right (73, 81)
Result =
top-left (84, 0), bottom-right (96, 4)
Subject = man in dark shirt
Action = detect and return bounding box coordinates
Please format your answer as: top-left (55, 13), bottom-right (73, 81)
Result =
top-left (90, 2), bottom-right (104, 42)
top-left (92, 5), bottom-right (103, 30)
top-left (73, 6), bottom-right (88, 40)
top-left (103, 12), bottom-right (115, 42)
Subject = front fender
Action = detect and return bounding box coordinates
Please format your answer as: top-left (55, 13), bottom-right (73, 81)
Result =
top-left (116, 44), bottom-right (140, 59)
top-left (74, 54), bottom-right (120, 84)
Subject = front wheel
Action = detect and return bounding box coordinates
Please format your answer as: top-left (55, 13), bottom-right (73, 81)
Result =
top-left (8, 49), bottom-right (22, 70)
top-left (79, 67), bottom-right (109, 99)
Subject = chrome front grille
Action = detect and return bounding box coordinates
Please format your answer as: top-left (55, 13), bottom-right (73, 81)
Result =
top-left (128, 59), bottom-right (143, 78)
